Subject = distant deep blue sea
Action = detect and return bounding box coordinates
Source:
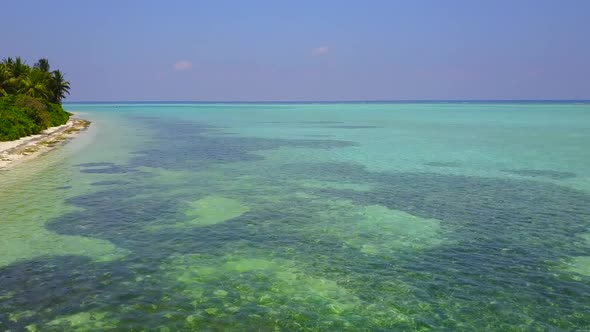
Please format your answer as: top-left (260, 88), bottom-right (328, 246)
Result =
top-left (1, 102), bottom-right (589, 330)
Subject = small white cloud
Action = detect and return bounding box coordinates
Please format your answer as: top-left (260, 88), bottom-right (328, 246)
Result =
top-left (173, 60), bottom-right (193, 71)
top-left (311, 46), bottom-right (330, 56)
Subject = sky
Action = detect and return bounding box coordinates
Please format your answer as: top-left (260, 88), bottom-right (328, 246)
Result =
top-left (2, 0), bottom-right (590, 101)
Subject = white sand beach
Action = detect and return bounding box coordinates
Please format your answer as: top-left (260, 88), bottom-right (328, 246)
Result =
top-left (0, 117), bottom-right (90, 170)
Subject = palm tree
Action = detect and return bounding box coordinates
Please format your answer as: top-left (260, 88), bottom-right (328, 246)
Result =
top-left (0, 59), bottom-right (15, 95)
top-left (34, 58), bottom-right (50, 72)
top-left (7, 57), bottom-right (29, 78)
top-left (1, 56), bottom-right (70, 103)
top-left (2, 57), bottom-right (14, 67)
top-left (49, 70), bottom-right (70, 102)
top-left (19, 69), bottom-right (50, 99)
top-left (0, 64), bottom-right (9, 96)
top-left (3, 57), bottom-right (29, 93)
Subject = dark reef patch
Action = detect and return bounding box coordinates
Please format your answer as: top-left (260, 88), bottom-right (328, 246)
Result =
top-left (293, 162), bottom-right (590, 233)
top-left (91, 180), bottom-right (131, 186)
top-left (204, 132), bottom-right (238, 136)
top-left (75, 162), bottom-right (115, 167)
top-left (424, 161), bottom-right (461, 167)
top-left (76, 162), bottom-right (135, 174)
top-left (299, 121), bottom-right (344, 124)
top-left (125, 117), bottom-right (358, 171)
top-left (502, 168), bottom-right (577, 180)
top-left (0, 255), bottom-right (183, 331)
top-left (326, 125), bottom-right (379, 129)
top-left (257, 121), bottom-right (344, 125)
top-left (80, 165), bottom-right (135, 174)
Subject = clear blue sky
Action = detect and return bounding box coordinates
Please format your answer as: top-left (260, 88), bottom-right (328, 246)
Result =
top-left (3, 0), bottom-right (589, 101)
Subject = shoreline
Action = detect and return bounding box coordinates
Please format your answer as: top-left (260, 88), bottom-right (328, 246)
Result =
top-left (0, 117), bottom-right (91, 171)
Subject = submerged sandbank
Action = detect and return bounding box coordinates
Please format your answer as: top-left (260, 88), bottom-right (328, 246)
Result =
top-left (0, 117), bottom-right (91, 170)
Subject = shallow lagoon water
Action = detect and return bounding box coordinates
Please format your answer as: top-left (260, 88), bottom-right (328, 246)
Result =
top-left (1, 102), bottom-right (590, 330)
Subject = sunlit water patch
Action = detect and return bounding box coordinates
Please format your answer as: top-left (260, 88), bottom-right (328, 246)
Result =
top-left (1, 102), bottom-right (590, 330)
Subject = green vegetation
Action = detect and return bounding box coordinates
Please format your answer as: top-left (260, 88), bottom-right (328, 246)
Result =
top-left (0, 57), bottom-right (71, 141)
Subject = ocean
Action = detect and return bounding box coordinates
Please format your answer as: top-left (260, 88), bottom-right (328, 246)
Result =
top-left (1, 102), bottom-right (589, 330)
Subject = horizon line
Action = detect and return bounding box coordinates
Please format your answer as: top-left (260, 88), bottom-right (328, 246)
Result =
top-left (64, 99), bottom-right (590, 104)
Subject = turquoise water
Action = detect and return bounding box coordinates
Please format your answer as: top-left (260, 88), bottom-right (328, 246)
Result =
top-left (1, 102), bottom-right (590, 331)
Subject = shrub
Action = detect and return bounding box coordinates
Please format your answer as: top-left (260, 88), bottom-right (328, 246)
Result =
top-left (0, 95), bottom-right (70, 141)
